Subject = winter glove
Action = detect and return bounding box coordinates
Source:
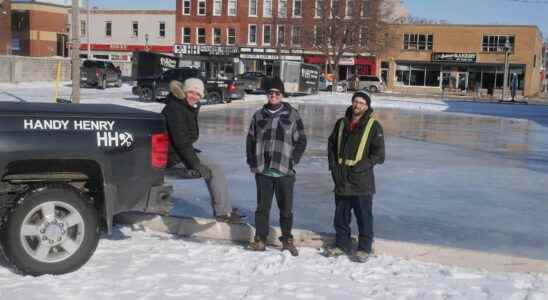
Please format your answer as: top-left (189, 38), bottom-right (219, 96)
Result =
top-left (195, 164), bottom-right (212, 181)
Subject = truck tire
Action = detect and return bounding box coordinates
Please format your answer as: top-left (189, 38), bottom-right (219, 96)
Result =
top-left (0, 185), bottom-right (99, 276)
top-left (206, 91), bottom-right (222, 104)
top-left (140, 87), bottom-right (155, 102)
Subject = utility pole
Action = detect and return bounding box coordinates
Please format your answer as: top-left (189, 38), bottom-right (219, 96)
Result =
top-left (71, 0), bottom-right (81, 103)
top-left (87, 0), bottom-right (91, 59)
top-left (501, 40), bottom-right (511, 102)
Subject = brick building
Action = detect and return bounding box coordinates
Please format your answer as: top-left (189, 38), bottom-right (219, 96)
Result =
top-left (175, 0), bottom-right (378, 78)
top-left (75, 10), bottom-right (176, 61)
top-left (10, 0), bottom-right (70, 57)
top-left (381, 24), bottom-right (544, 97)
top-left (0, 0), bottom-right (12, 55)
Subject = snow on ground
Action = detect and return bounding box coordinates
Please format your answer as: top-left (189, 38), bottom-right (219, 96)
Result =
top-left (1, 226), bottom-right (547, 300)
top-left (1, 82), bottom-right (548, 299)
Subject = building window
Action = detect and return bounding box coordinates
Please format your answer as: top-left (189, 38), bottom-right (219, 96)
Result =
top-left (313, 25), bottom-right (322, 46)
top-left (346, 0), bottom-right (354, 17)
top-left (183, 0), bottom-right (191, 15)
top-left (360, 28), bottom-right (368, 47)
top-left (362, 0), bottom-right (371, 17)
top-left (277, 25), bottom-right (285, 46)
top-left (249, 0), bottom-right (257, 16)
top-left (403, 33), bottom-right (433, 50)
top-left (332, 0), bottom-right (340, 17)
top-left (482, 35), bottom-right (515, 52)
top-left (183, 27), bottom-right (191, 43)
top-left (292, 26), bottom-right (301, 46)
top-left (132, 22), bottom-right (139, 37)
top-left (263, 0), bottom-right (272, 17)
top-left (263, 25), bottom-right (271, 45)
top-left (197, 27), bottom-right (206, 44)
top-left (213, 0), bottom-right (222, 16)
top-left (159, 22), bottom-right (166, 38)
top-left (293, 0), bottom-right (302, 16)
top-left (278, 0), bottom-right (287, 17)
top-left (105, 21), bottom-right (112, 37)
top-left (197, 0), bottom-right (206, 15)
top-left (228, 0), bottom-right (237, 16)
top-left (80, 20), bottom-right (86, 36)
top-left (227, 28), bottom-right (236, 45)
top-left (213, 28), bottom-right (222, 44)
top-left (248, 24), bottom-right (257, 44)
top-left (396, 63), bottom-right (440, 87)
top-left (315, 0), bottom-right (325, 17)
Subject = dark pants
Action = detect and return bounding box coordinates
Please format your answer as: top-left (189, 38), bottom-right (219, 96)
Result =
top-left (334, 194), bottom-right (374, 253)
top-left (254, 173), bottom-right (295, 242)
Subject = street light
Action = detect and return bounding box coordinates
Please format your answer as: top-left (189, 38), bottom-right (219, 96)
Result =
top-left (501, 39), bottom-right (512, 102)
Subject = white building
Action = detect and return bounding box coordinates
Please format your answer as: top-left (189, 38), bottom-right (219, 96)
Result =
top-left (75, 9), bottom-right (175, 61)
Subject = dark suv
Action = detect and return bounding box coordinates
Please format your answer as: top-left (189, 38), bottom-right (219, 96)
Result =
top-left (80, 60), bottom-right (123, 89)
top-left (237, 72), bottom-right (266, 94)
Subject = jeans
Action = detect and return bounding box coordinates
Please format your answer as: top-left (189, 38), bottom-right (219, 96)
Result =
top-left (333, 194), bottom-right (374, 253)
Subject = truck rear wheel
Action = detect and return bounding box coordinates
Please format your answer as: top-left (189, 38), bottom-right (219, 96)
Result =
top-left (206, 91), bottom-right (222, 104)
top-left (0, 185), bottom-right (99, 276)
top-left (140, 87), bottom-right (155, 102)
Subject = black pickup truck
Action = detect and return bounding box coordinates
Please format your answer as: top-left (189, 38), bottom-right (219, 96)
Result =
top-left (0, 102), bottom-right (172, 276)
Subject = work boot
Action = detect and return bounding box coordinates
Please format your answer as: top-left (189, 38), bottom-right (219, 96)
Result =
top-left (280, 237), bottom-right (299, 257)
top-left (246, 238), bottom-right (266, 252)
top-left (322, 246), bottom-right (346, 258)
top-left (350, 250), bottom-right (371, 263)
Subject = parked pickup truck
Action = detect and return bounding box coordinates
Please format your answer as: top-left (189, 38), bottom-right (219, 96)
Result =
top-left (133, 67), bottom-right (245, 104)
top-left (81, 60), bottom-right (123, 89)
top-left (0, 102), bottom-right (172, 276)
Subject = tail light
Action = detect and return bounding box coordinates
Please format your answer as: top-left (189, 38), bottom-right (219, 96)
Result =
top-left (151, 133), bottom-right (169, 169)
top-left (228, 82), bottom-right (236, 93)
top-left (96, 70), bottom-right (101, 77)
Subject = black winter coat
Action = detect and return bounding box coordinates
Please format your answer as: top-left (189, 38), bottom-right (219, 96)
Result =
top-left (327, 106), bottom-right (385, 195)
top-left (161, 94), bottom-right (201, 169)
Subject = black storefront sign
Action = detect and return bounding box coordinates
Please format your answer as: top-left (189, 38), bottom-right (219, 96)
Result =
top-left (432, 52), bottom-right (477, 63)
top-left (173, 44), bottom-right (239, 56)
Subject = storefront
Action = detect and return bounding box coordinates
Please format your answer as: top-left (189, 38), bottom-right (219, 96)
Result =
top-left (382, 24), bottom-right (544, 97)
top-left (303, 55), bottom-right (376, 80)
top-left (240, 48), bottom-right (302, 76)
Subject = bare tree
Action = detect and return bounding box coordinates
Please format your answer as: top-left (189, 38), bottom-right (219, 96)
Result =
top-left (403, 15), bottom-right (449, 25)
top-left (302, 0), bottom-right (399, 84)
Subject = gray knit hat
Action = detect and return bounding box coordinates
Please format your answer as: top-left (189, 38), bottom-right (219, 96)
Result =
top-left (351, 90), bottom-right (371, 107)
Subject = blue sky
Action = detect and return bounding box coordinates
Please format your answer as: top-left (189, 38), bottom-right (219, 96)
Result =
top-left (89, 0), bottom-right (547, 37)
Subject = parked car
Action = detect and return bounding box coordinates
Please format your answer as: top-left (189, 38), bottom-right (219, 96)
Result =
top-left (80, 60), bottom-right (122, 89)
top-left (237, 72), bottom-right (266, 94)
top-left (354, 75), bottom-right (384, 93)
top-left (319, 75), bottom-right (346, 92)
top-left (0, 102), bottom-right (172, 275)
top-left (132, 67), bottom-right (244, 104)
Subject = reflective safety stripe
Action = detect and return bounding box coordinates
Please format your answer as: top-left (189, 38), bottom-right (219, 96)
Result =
top-left (337, 118), bottom-right (376, 166)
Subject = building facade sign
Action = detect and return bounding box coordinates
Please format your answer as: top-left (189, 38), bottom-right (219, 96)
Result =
top-left (240, 53), bottom-right (301, 61)
top-left (173, 44), bottom-right (239, 56)
top-left (432, 52), bottom-right (477, 63)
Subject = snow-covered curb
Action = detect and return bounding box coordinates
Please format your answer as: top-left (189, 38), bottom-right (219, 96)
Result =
top-left (115, 212), bottom-right (548, 274)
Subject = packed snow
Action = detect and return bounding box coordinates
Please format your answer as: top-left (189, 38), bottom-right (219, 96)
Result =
top-left (1, 82), bottom-right (548, 299)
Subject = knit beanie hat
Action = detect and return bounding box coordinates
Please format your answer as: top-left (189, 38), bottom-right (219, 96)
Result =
top-left (351, 90), bottom-right (371, 107)
top-left (263, 76), bottom-right (285, 94)
top-left (183, 78), bottom-right (205, 98)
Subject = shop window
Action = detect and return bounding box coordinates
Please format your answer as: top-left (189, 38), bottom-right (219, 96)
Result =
top-left (425, 67), bottom-right (440, 87)
top-left (395, 64), bottom-right (410, 85)
top-left (482, 35), bottom-right (515, 52)
top-left (183, 27), bottom-right (191, 43)
top-left (410, 65), bottom-right (425, 86)
top-left (228, 0), bottom-right (237, 16)
top-left (227, 28), bottom-right (236, 45)
top-left (197, 28), bottom-right (206, 44)
top-left (183, 0), bottom-right (191, 15)
top-left (403, 33), bottom-right (433, 51)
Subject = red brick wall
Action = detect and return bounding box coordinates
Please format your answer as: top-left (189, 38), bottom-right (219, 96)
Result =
top-left (0, 0), bottom-right (12, 54)
top-left (28, 9), bottom-right (68, 56)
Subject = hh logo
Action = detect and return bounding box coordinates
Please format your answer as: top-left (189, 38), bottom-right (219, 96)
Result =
top-left (97, 132), bottom-right (134, 148)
